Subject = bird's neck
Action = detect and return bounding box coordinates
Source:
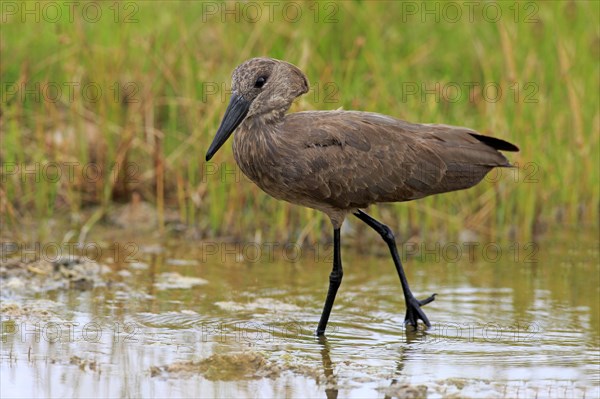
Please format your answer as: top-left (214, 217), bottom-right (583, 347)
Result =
top-left (246, 105), bottom-right (289, 128)
top-left (234, 104), bottom-right (293, 169)
top-left (238, 107), bottom-right (288, 146)
top-left (237, 102), bottom-right (283, 139)
top-left (233, 115), bottom-right (283, 187)
top-left (237, 113), bottom-right (282, 147)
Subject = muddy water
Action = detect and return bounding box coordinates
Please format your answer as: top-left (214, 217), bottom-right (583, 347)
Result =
top-left (1, 225), bottom-right (598, 398)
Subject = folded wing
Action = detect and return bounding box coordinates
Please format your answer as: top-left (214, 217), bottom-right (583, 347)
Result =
top-left (278, 111), bottom-right (518, 209)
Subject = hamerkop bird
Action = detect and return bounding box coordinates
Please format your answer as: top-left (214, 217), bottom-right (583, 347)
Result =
top-left (206, 58), bottom-right (518, 335)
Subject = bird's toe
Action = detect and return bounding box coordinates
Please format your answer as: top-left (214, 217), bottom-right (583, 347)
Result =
top-left (418, 293), bottom-right (437, 306)
top-left (404, 295), bottom-right (433, 329)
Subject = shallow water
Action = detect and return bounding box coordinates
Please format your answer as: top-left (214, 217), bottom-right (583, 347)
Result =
top-left (1, 225), bottom-right (598, 398)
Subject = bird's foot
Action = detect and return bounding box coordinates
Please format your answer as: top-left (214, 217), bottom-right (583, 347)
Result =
top-left (404, 293), bottom-right (436, 329)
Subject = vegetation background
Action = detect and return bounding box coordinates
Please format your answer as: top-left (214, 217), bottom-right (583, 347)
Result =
top-left (1, 1), bottom-right (598, 245)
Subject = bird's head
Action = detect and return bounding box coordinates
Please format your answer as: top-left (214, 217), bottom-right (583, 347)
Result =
top-left (205, 57), bottom-right (309, 161)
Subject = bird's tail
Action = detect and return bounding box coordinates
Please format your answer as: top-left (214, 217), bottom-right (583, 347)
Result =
top-left (468, 133), bottom-right (519, 153)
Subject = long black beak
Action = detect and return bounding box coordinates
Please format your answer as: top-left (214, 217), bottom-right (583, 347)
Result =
top-left (205, 94), bottom-right (251, 161)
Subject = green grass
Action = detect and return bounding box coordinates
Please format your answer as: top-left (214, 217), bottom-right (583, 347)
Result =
top-left (1, 1), bottom-right (598, 243)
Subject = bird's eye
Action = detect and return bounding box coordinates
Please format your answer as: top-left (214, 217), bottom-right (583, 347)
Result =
top-left (254, 76), bottom-right (267, 88)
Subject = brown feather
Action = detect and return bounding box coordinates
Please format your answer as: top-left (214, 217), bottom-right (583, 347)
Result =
top-left (220, 58), bottom-right (518, 228)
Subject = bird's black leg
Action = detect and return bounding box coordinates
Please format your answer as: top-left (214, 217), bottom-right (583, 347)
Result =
top-left (316, 228), bottom-right (343, 336)
top-left (354, 210), bottom-right (436, 329)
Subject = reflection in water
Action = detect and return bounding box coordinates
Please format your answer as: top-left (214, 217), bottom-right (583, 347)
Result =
top-left (316, 326), bottom-right (433, 399)
top-left (317, 336), bottom-right (338, 399)
top-left (0, 226), bottom-right (598, 397)
top-left (383, 329), bottom-right (429, 399)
